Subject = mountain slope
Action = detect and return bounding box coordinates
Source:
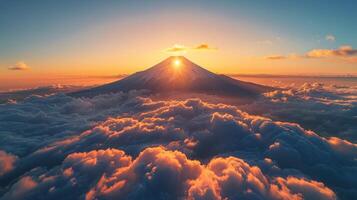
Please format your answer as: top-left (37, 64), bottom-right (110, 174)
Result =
top-left (70, 56), bottom-right (273, 97)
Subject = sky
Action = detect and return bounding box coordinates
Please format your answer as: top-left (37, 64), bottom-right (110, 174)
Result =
top-left (1, 0), bottom-right (357, 90)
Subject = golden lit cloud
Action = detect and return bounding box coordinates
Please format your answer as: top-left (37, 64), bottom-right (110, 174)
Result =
top-left (165, 43), bottom-right (217, 53)
top-left (8, 62), bottom-right (30, 70)
top-left (192, 43), bottom-right (217, 50)
top-left (306, 45), bottom-right (357, 58)
top-left (264, 55), bottom-right (287, 60)
top-left (263, 45), bottom-right (357, 62)
top-left (165, 44), bottom-right (188, 53)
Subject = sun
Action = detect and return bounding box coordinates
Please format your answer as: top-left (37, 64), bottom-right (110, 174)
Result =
top-left (173, 59), bottom-right (181, 69)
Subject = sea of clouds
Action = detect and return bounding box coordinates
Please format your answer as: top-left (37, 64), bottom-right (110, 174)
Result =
top-left (0, 83), bottom-right (356, 200)
top-left (244, 83), bottom-right (357, 142)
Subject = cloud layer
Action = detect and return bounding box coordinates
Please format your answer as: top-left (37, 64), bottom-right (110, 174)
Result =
top-left (244, 83), bottom-right (357, 142)
top-left (0, 147), bottom-right (338, 200)
top-left (0, 91), bottom-right (145, 156)
top-left (0, 89), bottom-right (356, 199)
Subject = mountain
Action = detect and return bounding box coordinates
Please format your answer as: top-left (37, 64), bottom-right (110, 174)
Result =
top-left (70, 56), bottom-right (274, 97)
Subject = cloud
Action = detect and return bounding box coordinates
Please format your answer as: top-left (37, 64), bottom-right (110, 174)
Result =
top-left (306, 45), bottom-right (357, 58)
top-left (1, 148), bottom-right (132, 200)
top-left (325, 35), bottom-right (336, 42)
top-left (274, 177), bottom-right (336, 200)
top-left (165, 43), bottom-right (217, 53)
top-left (0, 91), bottom-right (356, 199)
top-left (0, 151), bottom-right (18, 176)
top-left (0, 85), bottom-right (87, 104)
top-left (0, 91), bottom-right (146, 156)
top-left (245, 82), bottom-right (357, 142)
top-left (1, 176), bottom-right (37, 200)
top-left (263, 46), bottom-right (357, 62)
top-left (0, 147), bottom-right (337, 200)
top-left (165, 44), bottom-right (188, 53)
top-left (264, 54), bottom-right (302, 60)
top-left (265, 55), bottom-right (287, 60)
top-left (192, 43), bottom-right (217, 50)
top-left (8, 62), bottom-right (30, 70)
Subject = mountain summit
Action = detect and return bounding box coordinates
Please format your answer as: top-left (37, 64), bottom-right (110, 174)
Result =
top-left (71, 56), bottom-right (273, 97)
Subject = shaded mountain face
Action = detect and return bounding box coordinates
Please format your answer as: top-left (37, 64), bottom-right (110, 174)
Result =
top-left (71, 56), bottom-right (273, 97)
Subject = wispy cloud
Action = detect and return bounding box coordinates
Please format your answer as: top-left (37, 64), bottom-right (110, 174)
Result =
top-left (192, 43), bottom-right (217, 50)
top-left (165, 43), bottom-right (217, 53)
top-left (165, 44), bottom-right (188, 53)
top-left (265, 55), bottom-right (287, 60)
top-left (306, 45), bottom-right (357, 58)
top-left (8, 62), bottom-right (30, 70)
top-left (325, 34), bottom-right (336, 42)
top-left (263, 45), bottom-right (357, 62)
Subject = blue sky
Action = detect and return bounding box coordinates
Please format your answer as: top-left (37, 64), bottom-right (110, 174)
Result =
top-left (1, 0), bottom-right (356, 53)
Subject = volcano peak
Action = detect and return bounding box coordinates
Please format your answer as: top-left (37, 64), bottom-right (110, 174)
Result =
top-left (71, 57), bottom-right (274, 97)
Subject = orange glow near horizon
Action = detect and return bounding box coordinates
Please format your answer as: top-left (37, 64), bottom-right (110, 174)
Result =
top-left (2, 3), bottom-right (357, 92)
top-left (2, 53), bottom-right (357, 91)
